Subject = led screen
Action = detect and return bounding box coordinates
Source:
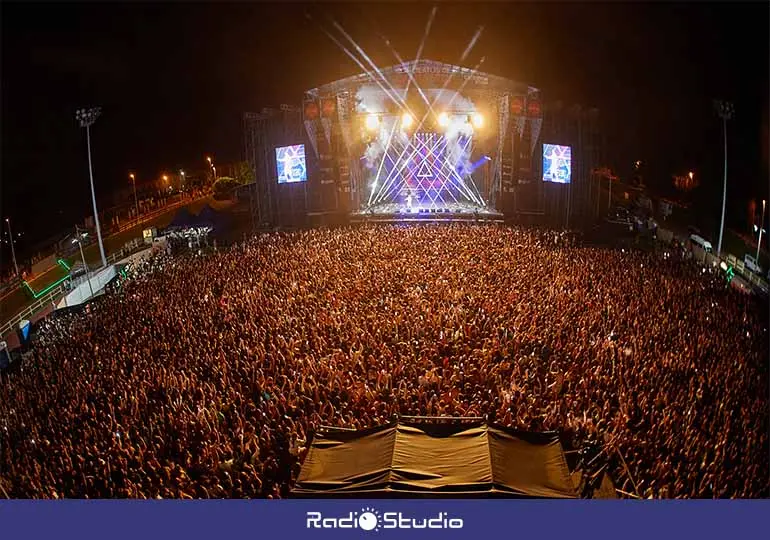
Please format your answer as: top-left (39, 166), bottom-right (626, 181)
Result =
top-left (276, 144), bottom-right (307, 184)
top-left (542, 144), bottom-right (572, 184)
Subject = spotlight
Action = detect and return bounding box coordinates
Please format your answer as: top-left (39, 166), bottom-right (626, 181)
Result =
top-left (401, 112), bottom-right (413, 129)
top-left (438, 112), bottom-right (450, 128)
top-left (471, 112), bottom-right (484, 128)
top-left (365, 114), bottom-right (380, 131)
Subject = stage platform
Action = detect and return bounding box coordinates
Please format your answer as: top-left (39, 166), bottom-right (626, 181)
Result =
top-left (351, 202), bottom-right (504, 223)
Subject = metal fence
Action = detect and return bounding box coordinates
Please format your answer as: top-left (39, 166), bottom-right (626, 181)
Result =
top-left (0, 284), bottom-right (66, 343)
top-left (0, 193), bottom-right (212, 340)
top-left (0, 239), bottom-right (148, 342)
top-left (656, 227), bottom-right (768, 294)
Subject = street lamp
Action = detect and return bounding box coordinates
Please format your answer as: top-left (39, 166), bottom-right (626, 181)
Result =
top-left (714, 100), bottom-right (734, 256)
top-left (4, 217), bottom-right (19, 276)
top-left (757, 199), bottom-right (766, 262)
top-left (129, 173), bottom-right (139, 222)
top-left (206, 156), bottom-right (216, 182)
top-left (75, 107), bottom-right (107, 268)
top-left (72, 225), bottom-right (94, 299)
top-left (180, 170), bottom-right (185, 192)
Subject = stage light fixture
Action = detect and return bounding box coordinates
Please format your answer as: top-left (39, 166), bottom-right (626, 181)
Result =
top-left (438, 112), bottom-right (450, 128)
top-left (471, 112), bottom-right (484, 128)
top-left (365, 114), bottom-right (380, 131)
top-left (401, 112), bottom-right (413, 129)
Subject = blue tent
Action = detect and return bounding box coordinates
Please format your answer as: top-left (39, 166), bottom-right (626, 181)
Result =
top-left (168, 207), bottom-right (197, 229)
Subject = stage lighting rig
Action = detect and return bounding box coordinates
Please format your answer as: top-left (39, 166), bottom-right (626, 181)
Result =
top-left (438, 112), bottom-right (450, 128)
top-left (365, 114), bottom-right (380, 131)
top-left (471, 112), bottom-right (484, 129)
top-left (401, 112), bottom-right (413, 130)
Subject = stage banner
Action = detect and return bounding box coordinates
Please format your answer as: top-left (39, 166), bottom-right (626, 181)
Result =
top-left (511, 95), bottom-right (525, 116)
top-left (321, 118), bottom-right (332, 147)
top-left (516, 116), bottom-right (526, 139)
top-left (304, 101), bottom-right (320, 122)
top-left (321, 98), bottom-right (336, 118)
top-left (519, 120), bottom-right (532, 173)
top-left (0, 500), bottom-right (766, 540)
top-left (530, 117), bottom-right (543, 157)
top-left (304, 120), bottom-right (320, 159)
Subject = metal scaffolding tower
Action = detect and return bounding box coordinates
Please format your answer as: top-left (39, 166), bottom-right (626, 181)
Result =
top-left (243, 105), bottom-right (303, 228)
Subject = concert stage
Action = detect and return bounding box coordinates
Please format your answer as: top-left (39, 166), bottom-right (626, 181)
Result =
top-left (244, 59), bottom-right (545, 227)
top-left (244, 57), bottom-right (603, 229)
top-left (351, 201), bottom-right (504, 223)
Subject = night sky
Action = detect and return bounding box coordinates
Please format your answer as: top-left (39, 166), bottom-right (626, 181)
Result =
top-left (1, 2), bottom-right (768, 261)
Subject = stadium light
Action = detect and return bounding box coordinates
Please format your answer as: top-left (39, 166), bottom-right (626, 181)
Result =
top-left (757, 199), bottom-right (766, 262)
top-left (4, 217), bottom-right (18, 276)
top-left (72, 225), bottom-right (94, 299)
top-left (471, 112), bottom-right (483, 129)
top-left (401, 112), bottom-right (413, 130)
top-left (75, 106), bottom-right (107, 269)
top-left (365, 114), bottom-right (380, 131)
top-left (714, 100), bottom-right (734, 256)
top-left (438, 112), bottom-right (450, 128)
top-left (129, 173), bottom-right (139, 221)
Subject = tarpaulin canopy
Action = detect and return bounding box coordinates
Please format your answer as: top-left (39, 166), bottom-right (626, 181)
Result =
top-left (166, 204), bottom-right (229, 233)
top-left (168, 207), bottom-right (197, 229)
top-left (293, 422), bottom-right (577, 498)
top-left (196, 204), bottom-right (222, 228)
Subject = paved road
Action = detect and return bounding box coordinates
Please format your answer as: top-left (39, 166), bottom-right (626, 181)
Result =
top-left (0, 194), bottom-right (215, 323)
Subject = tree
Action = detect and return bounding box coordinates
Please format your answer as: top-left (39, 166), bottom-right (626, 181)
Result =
top-left (234, 161), bottom-right (255, 185)
top-left (213, 177), bottom-right (240, 200)
top-left (672, 172), bottom-right (698, 193)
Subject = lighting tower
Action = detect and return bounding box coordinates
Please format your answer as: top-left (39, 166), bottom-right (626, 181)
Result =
top-left (75, 107), bottom-right (107, 268)
top-left (714, 100), bottom-right (734, 257)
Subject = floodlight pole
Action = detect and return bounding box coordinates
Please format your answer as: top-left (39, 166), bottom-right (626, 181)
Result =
top-left (76, 107), bottom-right (108, 268)
top-left (5, 218), bottom-right (19, 276)
top-left (715, 100), bottom-right (733, 257)
top-left (75, 225), bottom-right (95, 299)
top-left (130, 174), bottom-right (140, 222)
top-left (757, 199), bottom-right (766, 262)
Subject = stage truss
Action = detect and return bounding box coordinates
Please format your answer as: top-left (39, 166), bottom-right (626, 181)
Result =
top-left (302, 59), bottom-right (544, 216)
top-left (365, 129), bottom-right (485, 213)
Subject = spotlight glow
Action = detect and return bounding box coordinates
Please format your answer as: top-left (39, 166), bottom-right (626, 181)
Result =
top-left (471, 112), bottom-right (483, 128)
top-left (438, 112), bottom-right (450, 128)
top-left (401, 112), bottom-right (413, 129)
top-left (365, 114), bottom-right (380, 131)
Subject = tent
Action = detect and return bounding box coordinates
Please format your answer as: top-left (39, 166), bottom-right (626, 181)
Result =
top-left (196, 204), bottom-right (226, 230)
top-left (168, 207), bottom-right (197, 229)
top-left (293, 422), bottom-right (577, 498)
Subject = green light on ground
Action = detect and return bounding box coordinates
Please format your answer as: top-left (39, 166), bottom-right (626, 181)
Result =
top-left (22, 275), bottom-right (71, 299)
top-left (21, 259), bottom-right (73, 298)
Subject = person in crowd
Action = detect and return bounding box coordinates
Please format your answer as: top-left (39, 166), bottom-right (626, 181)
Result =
top-left (0, 224), bottom-right (767, 499)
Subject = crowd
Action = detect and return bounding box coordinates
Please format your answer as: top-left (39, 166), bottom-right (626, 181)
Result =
top-left (0, 224), bottom-right (767, 499)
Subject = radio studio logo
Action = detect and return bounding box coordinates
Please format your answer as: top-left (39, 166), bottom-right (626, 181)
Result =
top-left (306, 507), bottom-right (464, 531)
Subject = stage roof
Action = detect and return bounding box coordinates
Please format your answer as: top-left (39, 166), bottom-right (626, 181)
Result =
top-left (292, 422), bottom-right (577, 498)
top-left (305, 59), bottom-right (537, 98)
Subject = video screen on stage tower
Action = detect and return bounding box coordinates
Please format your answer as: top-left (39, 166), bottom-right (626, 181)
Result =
top-left (542, 144), bottom-right (572, 184)
top-left (275, 144), bottom-right (307, 184)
